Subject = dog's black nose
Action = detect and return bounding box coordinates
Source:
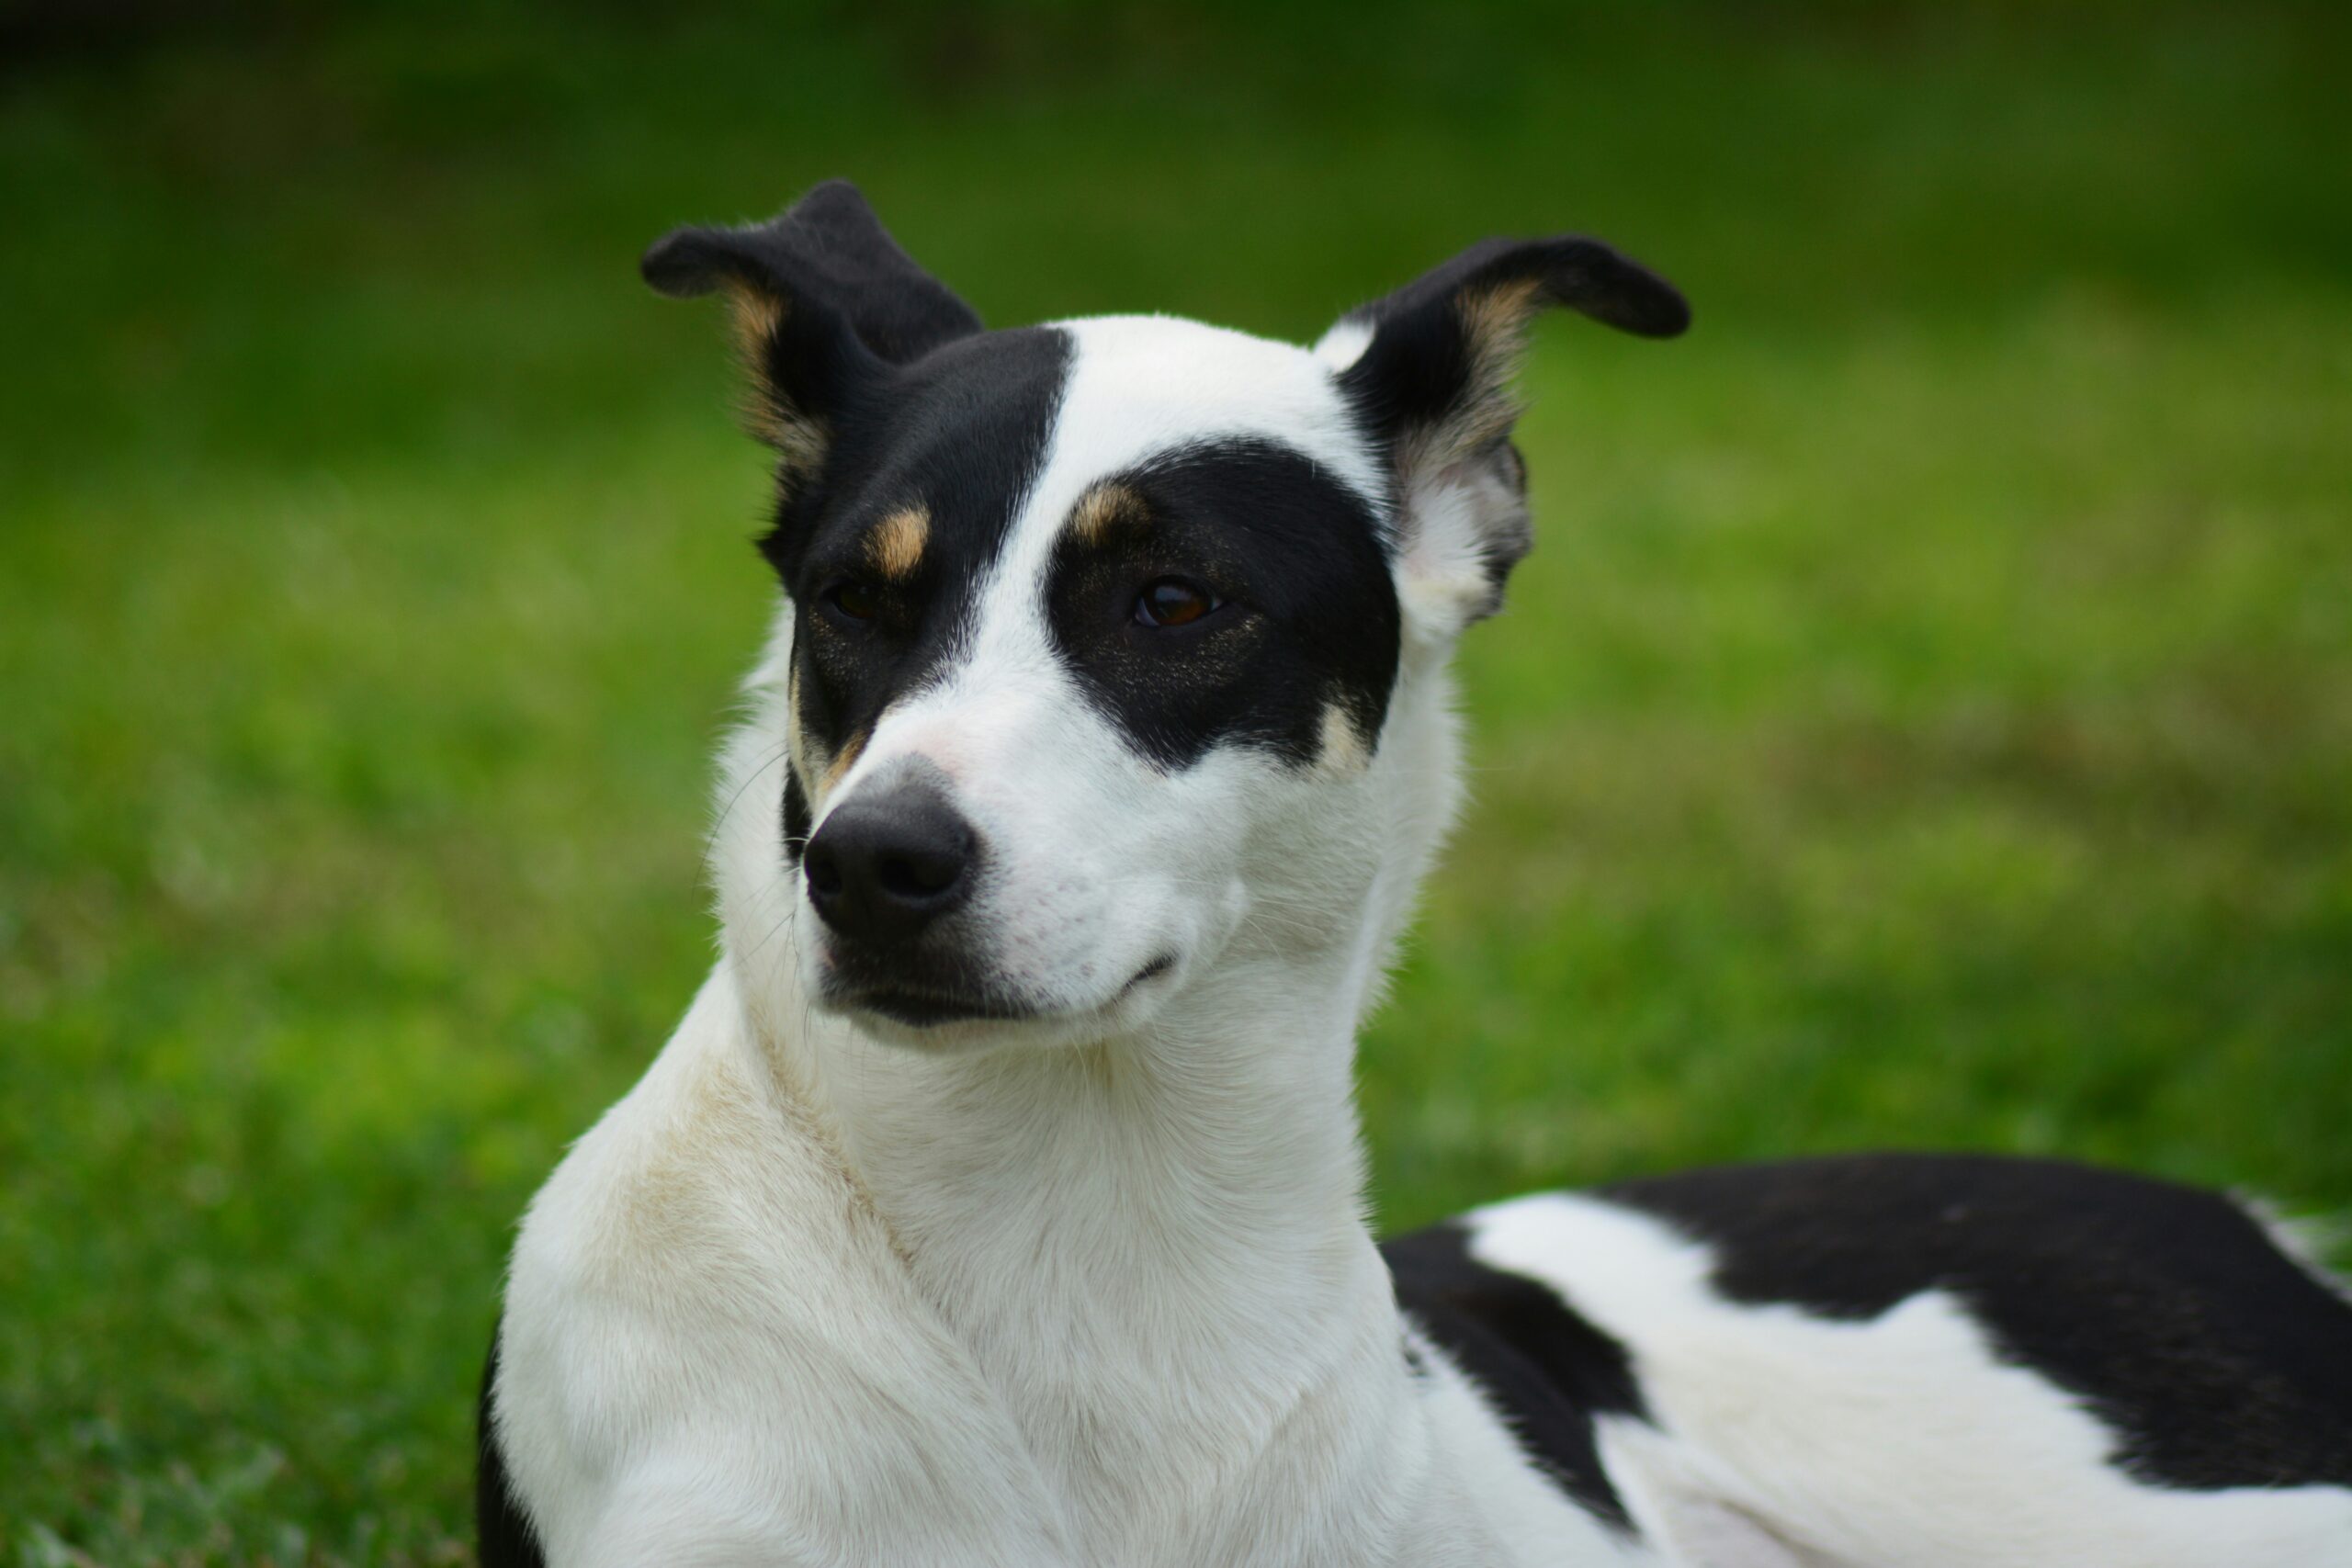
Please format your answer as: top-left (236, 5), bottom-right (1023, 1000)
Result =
top-left (803, 784), bottom-right (978, 949)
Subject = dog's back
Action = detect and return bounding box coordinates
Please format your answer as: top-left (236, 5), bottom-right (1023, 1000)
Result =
top-left (1389, 1154), bottom-right (2352, 1566)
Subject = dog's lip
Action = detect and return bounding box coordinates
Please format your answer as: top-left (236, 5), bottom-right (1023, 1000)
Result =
top-left (831, 953), bottom-right (1177, 1031)
top-left (850, 985), bottom-right (1040, 1027)
top-left (1123, 953), bottom-right (1177, 993)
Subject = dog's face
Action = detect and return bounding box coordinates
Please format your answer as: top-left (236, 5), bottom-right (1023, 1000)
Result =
top-left (758, 316), bottom-right (1401, 1047)
top-left (653, 184), bottom-right (1686, 1048)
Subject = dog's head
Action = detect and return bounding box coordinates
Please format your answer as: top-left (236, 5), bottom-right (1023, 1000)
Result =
top-left (660, 182), bottom-right (1686, 1049)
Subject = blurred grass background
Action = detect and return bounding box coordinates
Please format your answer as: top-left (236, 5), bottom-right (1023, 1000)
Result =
top-left (4, 0), bottom-right (2349, 1560)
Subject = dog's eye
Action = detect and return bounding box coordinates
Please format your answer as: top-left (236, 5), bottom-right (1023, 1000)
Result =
top-left (824, 581), bottom-right (884, 625)
top-left (1134, 577), bottom-right (1219, 628)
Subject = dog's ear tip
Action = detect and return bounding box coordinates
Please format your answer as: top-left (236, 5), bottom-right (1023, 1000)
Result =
top-left (1617, 264), bottom-right (1692, 338)
top-left (797, 176), bottom-right (874, 213)
top-left (1631, 292), bottom-right (1693, 339)
top-left (1539, 236), bottom-right (1691, 339)
top-left (639, 229), bottom-right (724, 298)
top-left (639, 181), bottom-right (885, 299)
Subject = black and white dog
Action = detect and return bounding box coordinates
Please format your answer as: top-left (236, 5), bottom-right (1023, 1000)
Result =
top-left (479, 182), bottom-right (2352, 1567)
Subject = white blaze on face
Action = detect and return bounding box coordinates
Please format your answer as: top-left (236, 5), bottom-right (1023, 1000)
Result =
top-left (814, 316), bottom-right (1392, 1034)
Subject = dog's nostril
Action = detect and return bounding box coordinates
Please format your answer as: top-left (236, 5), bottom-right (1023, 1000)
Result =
top-left (876, 846), bottom-right (961, 900)
top-left (803, 843), bottom-right (844, 898)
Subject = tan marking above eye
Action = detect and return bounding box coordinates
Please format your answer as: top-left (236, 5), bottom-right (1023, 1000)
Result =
top-left (1068, 482), bottom-right (1148, 545)
top-left (867, 506), bottom-right (930, 581)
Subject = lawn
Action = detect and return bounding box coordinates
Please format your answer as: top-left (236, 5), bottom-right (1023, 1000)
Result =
top-left (5, 3), bottom-right (2349, 1561)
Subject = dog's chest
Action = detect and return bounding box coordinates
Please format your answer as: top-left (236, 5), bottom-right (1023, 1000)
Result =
top-left (492, 979), bottom-right (1077, 1566)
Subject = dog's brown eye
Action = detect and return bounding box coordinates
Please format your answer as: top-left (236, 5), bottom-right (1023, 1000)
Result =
top-left (1135, 577), bottom-right (1218, 628)
top-left (826, 581), bottom-right (883, 624)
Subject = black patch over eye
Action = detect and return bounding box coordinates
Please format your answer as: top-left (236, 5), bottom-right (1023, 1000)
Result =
top-left (771, 326), bottom-right (1071, 784)
top-left (1045, 438), bottom-right (1399, 772)
top-left (1135, 577), bottom-right (1219, 628)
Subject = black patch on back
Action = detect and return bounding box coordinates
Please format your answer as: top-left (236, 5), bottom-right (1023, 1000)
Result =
top-left (768, 326), bottom-right (1071, 763)
top-left (476, 1320), bottom-right (548, 1568)
top-left (1044, 438), bottom-right (1399, 770)
top-left (1603, 1154), bottom-right (2352, 1492)
top-left (1384, 1223), bottom-right (1646, 1531)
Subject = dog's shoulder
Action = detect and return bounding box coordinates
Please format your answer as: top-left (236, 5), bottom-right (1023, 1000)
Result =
top-left (485, 969), bottom-right (876, 1561)
top-left (507, 973), bottom-right (873, 1309)
top-left (1383, 1219), bottom-right (1647, 1535)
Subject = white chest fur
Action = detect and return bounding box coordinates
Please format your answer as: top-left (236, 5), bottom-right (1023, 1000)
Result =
top-left (494, 959), bottom-right (1656, 1567)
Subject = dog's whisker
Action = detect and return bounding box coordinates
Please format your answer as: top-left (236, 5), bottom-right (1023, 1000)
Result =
top-left (707, 738), bottom-right (794, 848)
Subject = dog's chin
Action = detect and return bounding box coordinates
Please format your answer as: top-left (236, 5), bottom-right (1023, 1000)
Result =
top-left (820, 953), bottom-right (1181, 1055)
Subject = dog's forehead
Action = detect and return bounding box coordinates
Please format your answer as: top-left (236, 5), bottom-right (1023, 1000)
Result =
top-left (808, 324), bottom-right (1067, 567)
top-left (1035, 313), bottom-right (1385, 513)
top-left (823, 315), bottom-right (1384, 560)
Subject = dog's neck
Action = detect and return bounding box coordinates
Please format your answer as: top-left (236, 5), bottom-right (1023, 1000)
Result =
top-left (820, 949), bottom-right (1375, 1412)
top-left (775, 942), bottom-right (1440, 1563)
top-left (720, 637), bottom-right (1472, 1562)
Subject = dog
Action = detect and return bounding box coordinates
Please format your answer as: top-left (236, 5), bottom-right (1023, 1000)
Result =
top-left (478, 181), bottom-right (2352, 1567)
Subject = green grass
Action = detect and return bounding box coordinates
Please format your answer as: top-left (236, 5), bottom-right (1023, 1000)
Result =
top-left (6, 3), bottom-right (2349, 1561)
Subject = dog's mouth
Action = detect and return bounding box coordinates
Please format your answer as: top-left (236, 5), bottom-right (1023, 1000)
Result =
top-left (850, 984), bottom-right (1039, 1028)
top-left (822, 953), bottom-right (1177, 1032)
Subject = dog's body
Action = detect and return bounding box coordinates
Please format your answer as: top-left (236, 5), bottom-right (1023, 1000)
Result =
top-left (481, 183), bottom-right (2352, 1566)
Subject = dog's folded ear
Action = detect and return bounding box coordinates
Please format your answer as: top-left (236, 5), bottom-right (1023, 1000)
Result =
top-left (642, 180), bottom-right (983, 483)
top-left (1319, 235), bottom-right (1688, 639)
